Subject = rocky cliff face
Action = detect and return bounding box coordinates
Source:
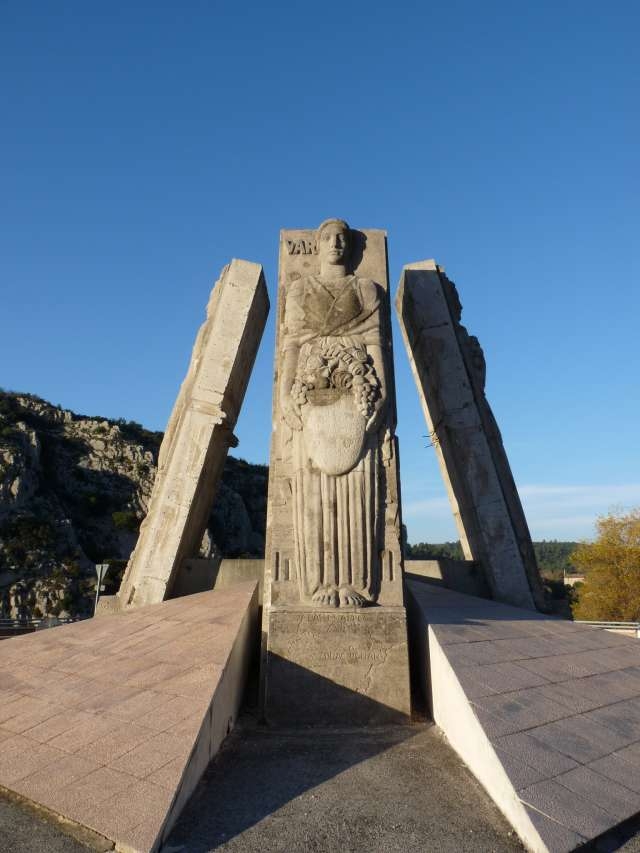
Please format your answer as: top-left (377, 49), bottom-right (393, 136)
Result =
top-left (0, 391), bottom-right (268, 619)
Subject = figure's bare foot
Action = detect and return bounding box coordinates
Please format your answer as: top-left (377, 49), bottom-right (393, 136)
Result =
top-left (338, 586), bottom-right (368, 608)
top-left (311, 585), bottom-right (339, 607)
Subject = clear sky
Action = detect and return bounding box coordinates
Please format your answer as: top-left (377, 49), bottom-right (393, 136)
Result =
top-left (2, 1), bottom-right (639, 544)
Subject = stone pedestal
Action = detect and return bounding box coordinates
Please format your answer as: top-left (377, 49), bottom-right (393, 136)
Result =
top-left (261, 219), bottom-right (411, 725)
top-left (263, 606), bottom-right (411, 726)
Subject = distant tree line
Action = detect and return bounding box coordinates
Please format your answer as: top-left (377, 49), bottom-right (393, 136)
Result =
top-left (406, 541), bottom-right (464, 561)
top-left (406, 539), bottom-right (578, 576)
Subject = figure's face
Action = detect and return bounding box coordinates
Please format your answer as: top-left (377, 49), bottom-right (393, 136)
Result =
top-left (318, 224), bottom-right (349, 265)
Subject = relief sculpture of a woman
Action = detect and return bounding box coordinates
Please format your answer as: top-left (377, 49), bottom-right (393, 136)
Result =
top-left (279, 219), bottom-right (390, 607)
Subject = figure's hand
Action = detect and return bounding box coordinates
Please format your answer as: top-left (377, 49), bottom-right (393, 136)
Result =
top-left (282, 396), bottom-right (303, 431)
top-left (366, 402), bottom-right (386, 434)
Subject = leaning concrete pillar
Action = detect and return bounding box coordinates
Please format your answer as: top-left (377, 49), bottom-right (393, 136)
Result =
top-left (116, 259), bottom-right (269, 609)
top-left (396, 260), bottom-right (544, 610)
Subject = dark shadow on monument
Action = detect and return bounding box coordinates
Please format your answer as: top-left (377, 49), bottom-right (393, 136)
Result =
top-left (263, 654), bottom-right (411, 727)
top-left (349, 228), bottom-right (366, 271)
top-left (163, 657), bottom-right (420, 852)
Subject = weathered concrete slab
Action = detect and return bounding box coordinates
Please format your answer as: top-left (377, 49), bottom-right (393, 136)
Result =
top-left (0, 581), bottom-right (258, 853)
top-left (117, 260), bottom-right (269, 609)
top-left (99, 558), bottom-right (265, 610)
top-left (407, 577), bottom-right (640, 852)
top-left (396, 261), bottom-right (544, 610)
top-left (178, 557), bottom-right (264, 599)
top-left (405, 558), bottom-right (490, 598)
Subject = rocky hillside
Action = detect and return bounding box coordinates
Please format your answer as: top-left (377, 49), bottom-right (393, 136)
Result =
top-left (0, 391), bottom-right (268, 619)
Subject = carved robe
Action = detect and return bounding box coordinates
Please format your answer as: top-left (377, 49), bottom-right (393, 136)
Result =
top-left (282, 274), bottom-right (386, 603)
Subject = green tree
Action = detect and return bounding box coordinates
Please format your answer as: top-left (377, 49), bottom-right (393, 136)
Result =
top-left (571, 509), bottom-right (640, 621)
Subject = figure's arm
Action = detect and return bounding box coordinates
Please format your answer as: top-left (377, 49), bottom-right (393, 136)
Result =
top-left (366, 341), bottom-right (389, 434)
top-left (280, 345), bottom-right (303, 431)
top-left (279, 282), bottom-right (306, 431)
top-left (356, 279), bottom-right (390, 434)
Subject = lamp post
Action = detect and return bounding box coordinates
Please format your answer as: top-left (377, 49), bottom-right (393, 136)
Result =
top-left (94, 563), bottom-right (110, 615)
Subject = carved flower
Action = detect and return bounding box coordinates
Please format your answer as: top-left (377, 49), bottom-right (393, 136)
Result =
top-left (305, 354), bottom-right (325, 372)
top-left (350, 345), bottom-right (368, 363)
top-left (332, 370), bottom-right (353, 390)
top-left (324, 342), bottom-right (342, 358)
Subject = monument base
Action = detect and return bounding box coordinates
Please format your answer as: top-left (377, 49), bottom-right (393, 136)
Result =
top-left (263, 605), bottom-right (411, 726)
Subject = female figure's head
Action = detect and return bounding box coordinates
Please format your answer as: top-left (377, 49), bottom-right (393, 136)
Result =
top-left (316, 218), bottom-right (351, 274)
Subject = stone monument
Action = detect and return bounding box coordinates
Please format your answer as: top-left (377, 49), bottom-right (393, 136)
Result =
top-left (396, 260), bottom-right (544, 610)
top-left (116, 259), bottom-right (269, 609)
top-left (261, 220), bottom-right (411, 724)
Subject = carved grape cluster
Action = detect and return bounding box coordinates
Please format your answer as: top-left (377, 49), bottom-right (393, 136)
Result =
top-left (292, 338), bottom-right (379, 418)
top-left (290, 379), bottom-right (309, 408)
top-left (354, 376), bottom-right (378, 417)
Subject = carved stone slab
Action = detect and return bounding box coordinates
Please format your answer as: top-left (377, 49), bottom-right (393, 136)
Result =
top-left (396, 260), bottom-right (544, 610)
top-left (261, 221), bottom-right (410, 723)
top-left (264, 226), bottom-right (404, 610)
top-left (265, 607), bottom-right (411, 725)
top-left (116, 259), bottom-right (269, 609)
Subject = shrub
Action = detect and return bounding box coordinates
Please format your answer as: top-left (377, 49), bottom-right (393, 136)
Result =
top-left (112, 511), bottom-right (139, 532)
top-left (571, 509), bottom-right (640, 622)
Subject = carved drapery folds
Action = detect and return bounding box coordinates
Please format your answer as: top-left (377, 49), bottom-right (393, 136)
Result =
top-left (264, 220), bottom-right (404, 610)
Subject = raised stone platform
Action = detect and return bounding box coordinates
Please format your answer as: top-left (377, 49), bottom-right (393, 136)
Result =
top-left (407, 578), bottom-right (640, 853)
top-left (0, 581), bottom-right (258, 853)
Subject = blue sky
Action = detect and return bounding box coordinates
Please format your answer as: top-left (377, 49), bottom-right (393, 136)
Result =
top-left (2, 1), bottom-right (638, 543)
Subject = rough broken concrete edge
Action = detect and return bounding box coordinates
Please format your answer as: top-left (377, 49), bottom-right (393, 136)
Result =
top-left (394, 263), bottom-right (541, 611)
top-left (0, 782), bottom-right (114, 852)
top-left (116, 259), bottom-right (269, 611)
top-left (142, 581), bottom-right (259, 853)
top-left (426, 624), bottom-right (558, 853)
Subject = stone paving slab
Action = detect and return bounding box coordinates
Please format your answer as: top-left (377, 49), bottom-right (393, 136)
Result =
top-left (0, 581), bottom-right (258, 853)
top-left (407, 579), bottom-right (640, 853)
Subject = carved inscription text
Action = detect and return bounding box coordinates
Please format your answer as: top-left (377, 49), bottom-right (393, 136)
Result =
top-left (286, 238), bottom-right (317, 256)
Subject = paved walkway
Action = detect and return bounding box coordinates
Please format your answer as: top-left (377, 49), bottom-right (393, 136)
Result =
top-left (165, 720), bottom-right (523, 853)
top-left (4, 717), bottom-right (640, 851)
